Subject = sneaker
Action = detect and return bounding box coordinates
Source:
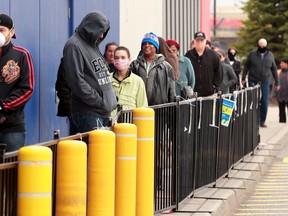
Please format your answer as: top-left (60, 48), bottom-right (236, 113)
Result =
top-left (260, 123), bottom-right (267, 128)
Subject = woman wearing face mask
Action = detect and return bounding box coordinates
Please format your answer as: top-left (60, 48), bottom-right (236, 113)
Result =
top-left (110, 46), bottom-right (148, 117)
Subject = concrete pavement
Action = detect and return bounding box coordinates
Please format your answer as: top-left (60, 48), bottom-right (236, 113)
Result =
top-left (155, 105), bottom-right (288, 216)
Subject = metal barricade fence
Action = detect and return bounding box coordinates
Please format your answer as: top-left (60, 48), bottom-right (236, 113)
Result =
top-left (0, 86), bottom-right (260, 215)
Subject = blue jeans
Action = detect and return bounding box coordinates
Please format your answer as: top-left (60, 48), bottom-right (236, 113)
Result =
top-left (0, 132), bottom-right (26, 152)
top-left (71, 112), bottom-right (110, 133)
top-left (249, 80), bottom-right (270, 124)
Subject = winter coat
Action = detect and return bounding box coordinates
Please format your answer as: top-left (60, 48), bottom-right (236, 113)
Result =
top-left (0, 42), bottom-right (34, 132)
top-left (110, 70), bottom-right (148, 116)
top-left (130, 54), bottom-right (176, 106)
top-left (185, 48), bottom-right (223, 97)
top-left (242, 50), bottom-right (279, 85)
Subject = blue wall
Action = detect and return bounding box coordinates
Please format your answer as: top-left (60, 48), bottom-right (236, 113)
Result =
top-left (1, 0), bottom-right (120, 145)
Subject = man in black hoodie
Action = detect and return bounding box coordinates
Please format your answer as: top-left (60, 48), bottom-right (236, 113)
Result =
top-left (62, 11), bottom-right (117, 133)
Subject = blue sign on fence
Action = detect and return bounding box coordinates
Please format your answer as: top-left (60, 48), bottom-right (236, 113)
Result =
top-left (221, 98), bottom-right (235, 127)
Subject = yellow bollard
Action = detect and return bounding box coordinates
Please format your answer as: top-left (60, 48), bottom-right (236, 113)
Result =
top-left (87, 130), bottom-right (115, 216)
top-left (55, 140), bottom-right (87, 216)
top-left (133, 108), bottom-right (155, 216)
top-left (114, 123), bottom-right (137, 216)
top-left (17, 146), bottom-right (52, 216)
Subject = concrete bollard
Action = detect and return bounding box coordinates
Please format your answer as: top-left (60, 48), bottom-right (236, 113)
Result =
top-left (133, 108), bottom-right (155, 216)
top-left (114, 123), bottom-right (137, 216)
top-left (17, 146), bottom-right (52, 216)
top-left (87, 130), bottom-right (115, 216)
top-left (55, 140), bottom-right (87, 216)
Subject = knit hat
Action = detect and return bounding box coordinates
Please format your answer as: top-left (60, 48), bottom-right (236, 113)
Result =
top-left (0, 14), bottom-right (16, 38)
top-left (166, 39), bottom-right (180, 50)
top-left (141, 32), bottom-right (159, 51)
top-left (211, 41), bottom-right (220, 49)
top-left (216, 49), bottom-right (226, 58)
top-left (281, 58), bottom-right (288, 64)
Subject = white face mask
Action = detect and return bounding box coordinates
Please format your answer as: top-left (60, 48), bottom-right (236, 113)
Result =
top-left (0, 32), bottom-right (5, 47)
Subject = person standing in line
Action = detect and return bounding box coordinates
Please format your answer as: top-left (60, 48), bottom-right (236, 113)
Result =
top-left (158, 36), bottom-right (180, 80)
top-left (166, 39), bottom-right (195, 98)
top-left (189, 39), bottom-right (195, 50)
top-left (185, 31), bottom-right (223, 97)
top-left (110, 46), bottom-right (147, 117)
top-left (216, 49), bottom-right (237, 94)
top-left (227, 47), bottom-right (241, 92)
top-left (0, 14), bottom-right (35, 152)
top-left (104, 42), bottom-right (118, 72)
top-left (275, 58), bottom-right (288, 123)
top-left (242, 38), bottom-right (280, 127)
top-left (130, 32), bottom-right (175, 106)
top-left (62, 11), bottom-right (117, 133)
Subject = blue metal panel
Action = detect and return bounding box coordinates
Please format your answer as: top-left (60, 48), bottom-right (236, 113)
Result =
top-left (72, 0), bottom-right (120, 51)
top-left (1, 0), bottom-right (121, 145)
top-left (39, 1), bottom-right (70, 141)
top-left (10, 0), bottom-right (41, 145)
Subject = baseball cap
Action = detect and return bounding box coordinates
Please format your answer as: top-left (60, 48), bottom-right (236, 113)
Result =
top-left (0, 14), bottom-right (16, 38)
top-left (194, 31), bottom-right (206, 40)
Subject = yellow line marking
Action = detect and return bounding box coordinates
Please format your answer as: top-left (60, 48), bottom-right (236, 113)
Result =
top-left (259, 182), bottom-right (288, 185)
top-left (240, 203), bottom-right (288, 206)
top-left (247, 199), bottom-right (288, 202)
top-left (255, 188), bottom-right (288, 190)
top-left (235, 213), bottom-right (288, 215)
top-left (251, 195), bottom-right (288, 198)
top-left (283, 157), bottom-right (288, 163)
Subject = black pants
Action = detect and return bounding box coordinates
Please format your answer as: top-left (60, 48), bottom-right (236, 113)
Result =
top-left (278, 101), bottom-right (288, 123)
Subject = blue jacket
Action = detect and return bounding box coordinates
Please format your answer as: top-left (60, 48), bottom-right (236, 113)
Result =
top-left (176, 54), bottom-right (195, 96)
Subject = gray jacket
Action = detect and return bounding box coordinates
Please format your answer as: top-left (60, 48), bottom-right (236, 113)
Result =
top-left (63, 11), bottom-right (117, 117)
top-left (131, 54), bottom-right (176, 105)
top-left (217, 62), bottom-right (238, 94)
top-left (243, 50), bottom-right (279, 85)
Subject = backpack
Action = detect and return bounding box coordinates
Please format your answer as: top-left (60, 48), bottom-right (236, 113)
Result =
top-left (55, 58), bottom-right (72, 117)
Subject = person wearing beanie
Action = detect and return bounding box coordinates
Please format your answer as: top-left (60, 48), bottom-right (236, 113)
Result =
top-left (216, 49), bottom-right (237, 94)
top-left (0, 14), bottom-right (35, 152)
top-left (184, 31), bottom-right (223, 97)
top-left (130, 32), bottom-right (175, 105)
top-left (242, 38), bottom-right (280, 127)
top-left (166, 39), bottom-right (195, 99)
top-left (141, 32), bottom-right (159, 51)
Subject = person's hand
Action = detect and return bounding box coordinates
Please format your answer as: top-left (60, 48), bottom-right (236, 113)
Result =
top-left (241, 80), bottom-right (246, 88)
top-left (0, 116), bottom-right (6, 124)
top-left (275, 85), bottom-right (280, 91)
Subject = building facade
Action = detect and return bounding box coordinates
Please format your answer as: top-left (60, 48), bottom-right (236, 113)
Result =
top-left (1, 0), bottom-right (210, 144)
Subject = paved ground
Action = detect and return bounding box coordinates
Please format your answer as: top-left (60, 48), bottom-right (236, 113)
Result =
top-left (155, 105), bottom-right (288, 216)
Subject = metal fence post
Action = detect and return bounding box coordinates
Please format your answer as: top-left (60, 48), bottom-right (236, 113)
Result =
top-left (0, 143), bottom-right (6, 163)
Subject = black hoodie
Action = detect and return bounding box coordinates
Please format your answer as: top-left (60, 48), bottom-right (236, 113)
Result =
top-left (63, 11), bottom-right (117, 117)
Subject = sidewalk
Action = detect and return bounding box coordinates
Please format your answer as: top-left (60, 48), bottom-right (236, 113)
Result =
top-left (155, 105), bottom-right (288, 216)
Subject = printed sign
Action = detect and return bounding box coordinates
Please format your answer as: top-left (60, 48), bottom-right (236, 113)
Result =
top-left (221, 98), bottom-right (235, 127)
